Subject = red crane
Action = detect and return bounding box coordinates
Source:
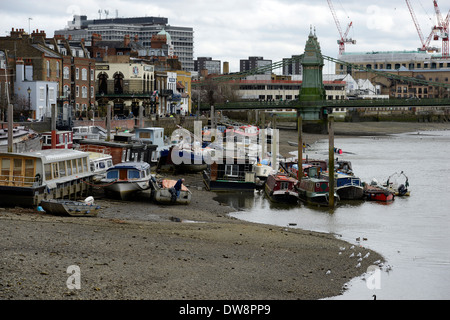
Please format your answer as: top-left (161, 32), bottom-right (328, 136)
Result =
top-left (327, 0), bottom-right (356, 56)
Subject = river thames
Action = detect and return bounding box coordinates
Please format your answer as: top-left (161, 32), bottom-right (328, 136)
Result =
top-left (219, 129), bottom-right (450, 300)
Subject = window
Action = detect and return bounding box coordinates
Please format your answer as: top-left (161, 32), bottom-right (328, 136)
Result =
top-left (106, 170), bottom-right (119, 180)
top-left (46, 61), bottom-right (50, 78)
top-left (91, 86), bottom-right (94, 98)
top-left (76, 86), bottom-right (79, 97)
top-left (63, 66), bottom-right (70, 79)
top-left (76, 68), bottom-right (79, 80)
top-left (56, 62), bottom-right (60, 78)
top-left (91, 69), bottom-right (94, 81)
top-left (225, 164), bottom-right (239, 177)
top-left (44, 163), bottom-right (52, 181)
top-left (82, 68), bottom-right (87, 81)
top-left (82, 86), bottom-right (88, 98)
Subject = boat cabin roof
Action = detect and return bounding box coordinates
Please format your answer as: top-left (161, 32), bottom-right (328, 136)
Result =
top-left (107, 161), bottom-right (150, 171)
top-left (0, 149), bottom-right (88, 162)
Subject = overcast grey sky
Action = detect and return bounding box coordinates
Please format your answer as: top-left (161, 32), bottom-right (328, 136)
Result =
top-left (0, 0), bottom-right (448, 72)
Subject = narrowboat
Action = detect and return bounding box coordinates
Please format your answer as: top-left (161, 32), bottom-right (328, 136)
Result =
top-left (202, 157), bottom-right (257, 191)
top-left (0, 149), bottom-right (94, 207)
top-left (264, 172), bottom-right (299, 204)
top-left (41, 131), bottom-right (73, 150)
top-left (0, 126), bottom-right (42, 153)
top-left (296, 177), bottom-right (339, 207)
top-left (321, 172), bottom-right (364, 200)
top-left (101, 161), bottom-right (152, 200)
top-left (149, 178), bottom-right (192, 205)
top-left (364, 180), bottom-right (395, 202)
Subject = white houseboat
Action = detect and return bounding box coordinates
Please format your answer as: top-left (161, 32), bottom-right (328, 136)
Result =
top-left (0, 149), bottom-right (94, 207)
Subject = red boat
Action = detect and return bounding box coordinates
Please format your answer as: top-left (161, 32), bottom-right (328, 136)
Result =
top-left (264, 172), bottom-right (299, 204)
top-left (363, 183), bottom-right (395, 202)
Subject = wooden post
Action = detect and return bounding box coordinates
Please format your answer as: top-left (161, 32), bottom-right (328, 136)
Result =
top-left (51, 104), bottom-right (57, 149)
top-left (271, 114), bottom-right (278, 171)
top-left (106, 104), bottom-right (111, 142)
top-left (297, 114), bottom-right (303, 181)
top-left (7, 104), bottom-right (13, 153)
top-left (328, 115), bottom-right (335, 208)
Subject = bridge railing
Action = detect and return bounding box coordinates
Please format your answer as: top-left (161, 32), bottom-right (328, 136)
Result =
top-left (199, 98), bottom-right (450, 111)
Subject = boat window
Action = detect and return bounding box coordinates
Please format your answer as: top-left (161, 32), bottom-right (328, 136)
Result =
top-left (98, 162), bottom-right (106, 169)
top-left (52, 163), bottom-right (59, 179)
top-left (13, 159), bottom-right (23, 185)
top-left (106, 170), bottom-right (119, 180)
top-left (90, 163), bottom-right (96, 172)
top-left (82, 158), bottom-right (88, 172)
top-left (66, 160), bottom-right (72, 176)
top-left (139, 132), bottom-right (150, 139)
top-left (59, 161), bottom-right (66, 177)
top-left (225, 164), bottom-right (239, 177)
top-left (128, 170), bottom-right (140, 179)
top-left (77, 158), bottom-right (83, 173)
top-left (72, 159), bottom-right (78, 174)
top-left (107, 160), bottom-right (113, 167)
top-left (1, 158), bottom-right (11, 185)
top-left (25, 159), bottom-right (35, 185)
top-left (45, 163), bottom-right (52, 181)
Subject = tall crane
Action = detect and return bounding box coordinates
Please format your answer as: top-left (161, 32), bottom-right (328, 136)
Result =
top-left (405, 0), bottom-right (438, 53)
top-left (432, 0), bottom-right (450, 58)
top-left (327, 0), bottom-right (356, 56)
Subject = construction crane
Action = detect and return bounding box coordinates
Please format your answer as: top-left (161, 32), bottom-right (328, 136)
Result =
top-left (405, 0), bottom-right (438, 53)
top-left (432, 0), bottom-right (449, 58)
top-left (327, 0), bottom-right (356, 56)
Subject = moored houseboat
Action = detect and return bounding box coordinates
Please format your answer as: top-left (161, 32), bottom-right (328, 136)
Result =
top-left (296, 177), bottom-right (339, 207)
top-left (203, 157), bottom-right (258, 191)
top-left (0, 149), bottom-right (94, 207)
top-left (0, 126), bottom-right (42, 153)
top-left (264, 172), bottom-right (299, 204)
top-left (41, 131), bottom-right (73, 150)
top-left (101, 161), bottom-right (152, 200)
top-left (321, 172), bottom-right (364, 200)
top-left (88, 152), bottom-right (114, 183)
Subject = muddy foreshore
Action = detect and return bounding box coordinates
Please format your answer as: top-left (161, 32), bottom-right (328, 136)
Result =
top-left (0, 121), bottom-right (448, 301)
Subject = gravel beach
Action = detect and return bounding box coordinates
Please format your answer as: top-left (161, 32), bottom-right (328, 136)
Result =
top-left (1, 121), bottom-right (448, 301)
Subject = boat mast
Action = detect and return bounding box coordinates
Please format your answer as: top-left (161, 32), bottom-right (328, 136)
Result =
top-left (4, 64), bottom-right (13, 153)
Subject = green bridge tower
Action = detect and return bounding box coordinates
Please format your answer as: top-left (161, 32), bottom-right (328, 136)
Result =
top-left (297, 27), bottom-right (328, 133)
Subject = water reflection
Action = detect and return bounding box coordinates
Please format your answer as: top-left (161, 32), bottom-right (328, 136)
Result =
top-left (215, 130), bottom-right (450, 300)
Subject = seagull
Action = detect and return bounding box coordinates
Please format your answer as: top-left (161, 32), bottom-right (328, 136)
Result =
top-left (358, 258), bottom-right (363, 262)
top-left (349, 253), bottom-right (354, 258)
top-left (356, 263), bottom-right (361, 268)
top-left (357, 252), bottom-right (362, 257)
top-left (356, 237), bottom-right (361, 242)
top-left (373, 260), bottom-right (381, 265)
top-left (326, 270), bottom-right (331, 275)
top-left (364, 253), bottom-right (370, 259)
top-left (350, 245), bottom-right (355, 250)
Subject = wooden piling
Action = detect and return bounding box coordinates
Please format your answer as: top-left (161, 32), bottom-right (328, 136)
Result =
top-left (7, 104), bottom-right (13, 153)
top-left (328, 115), bottom-right (335, 208)
top-left (297, 115), bottom-right (303, 181)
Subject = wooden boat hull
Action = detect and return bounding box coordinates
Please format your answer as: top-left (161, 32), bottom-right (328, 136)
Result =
top-left (40, 199), bottom-right (101, 217)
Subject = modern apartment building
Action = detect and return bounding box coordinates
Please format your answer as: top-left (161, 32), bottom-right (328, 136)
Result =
top-left (194, 57), bottom-right (221, 75)
top-left (240, 56), bottom-right (272, 75)
top-left (55, 15), bottom-right (194, 72)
